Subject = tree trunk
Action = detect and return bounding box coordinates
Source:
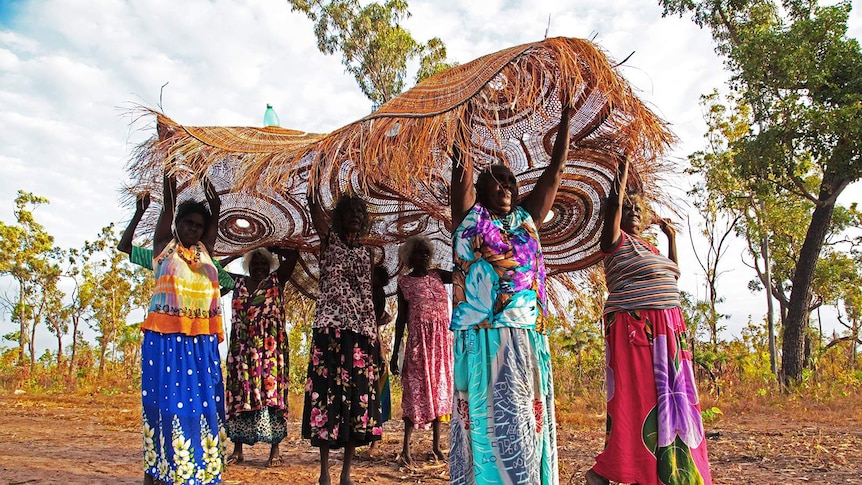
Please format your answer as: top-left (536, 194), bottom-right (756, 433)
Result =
top-left (98, 338), bottom-right (107, 376)
top-left (781, 189), bottom-right (838, 384)
top-left (17, 281), bottom-right (27, 367)
top-left (28, 310), bottom-right (37, 374)
top-left (56, 335), bottom-right (63, 367)
top-left (761, 230), bottom-right (777, 376)
top-left (69, 316), bottom-right (79, 378)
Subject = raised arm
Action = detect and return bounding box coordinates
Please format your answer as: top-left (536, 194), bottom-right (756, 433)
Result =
top-left (307, 193), bottom-right (330, 254)
top-left (450, 144), bottom-right (476, 230)
top-left (658, 219), bottom-right (678, 264)
top-left (201, 176), bottom-right (221, 255)
top-left (272, 247), bottom-right (300, 285)
top-left (521, 106), bottom-right (573, 227)
top-left (118, 193), bottom-right (150, 255)
top-left (600, 157), bottom-right (630, 253)
top-left (153, 172), bottom-right (177, 257)
top-left (389, 288), bottom-right (409, 376)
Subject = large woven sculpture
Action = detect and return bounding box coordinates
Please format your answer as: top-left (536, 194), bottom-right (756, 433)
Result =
top-left (126, 36), bottom-right (674, 299)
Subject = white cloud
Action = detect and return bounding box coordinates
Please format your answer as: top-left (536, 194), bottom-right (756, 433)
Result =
top-left (0, 0), bottom-right (860, 352)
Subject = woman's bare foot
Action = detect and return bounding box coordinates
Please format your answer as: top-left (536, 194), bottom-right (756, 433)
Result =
top-left (267, 454), bottom-right (284, 467)
top-left (360, 441), bottom-right (380, 460)
top-left (267, 443), bottom-right (283, 467)
top-left (399, 449), bottom-right (413, 466)
top-left (432, 446), bottom-right (446, 462)
top-left (226, 452), bottom-right (244, 465)
top-left (585, 469), bottom-right (609, 485)
top-left (227, 442), bottom-right (244, 465)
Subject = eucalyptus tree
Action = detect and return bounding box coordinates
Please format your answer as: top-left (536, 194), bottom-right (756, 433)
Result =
top-left (84, 225), bottom-right (137, 376)
top-left (36, 252), bottom-right (66, 369)
top-left (660, 0), bottom-right (862, 383)
top-left (0, 191), bottom-right (57, 368)
top-left (64, 243), bottom-right (100, 377)
top-left (287, 0), bottom-right (456, 108)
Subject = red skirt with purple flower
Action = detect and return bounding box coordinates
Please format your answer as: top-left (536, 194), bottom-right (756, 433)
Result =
top-left (592, 307), bottom-right (712, 485)
top-left (301, 327), bottom-right (383, 448)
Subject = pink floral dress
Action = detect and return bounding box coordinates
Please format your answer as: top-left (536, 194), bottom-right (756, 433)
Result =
top-left (397, 272), bottom-right (453, 427)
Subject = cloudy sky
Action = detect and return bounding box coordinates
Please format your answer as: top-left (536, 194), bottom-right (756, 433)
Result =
top-left (1, 0), bottom-right (860, 351)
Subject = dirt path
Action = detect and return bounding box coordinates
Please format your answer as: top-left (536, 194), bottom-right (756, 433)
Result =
top-left (0, 393), bottom-right (860, 484)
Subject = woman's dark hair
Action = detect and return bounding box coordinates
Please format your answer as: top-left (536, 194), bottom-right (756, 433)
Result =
top-left (330, 194), bottom-right (370, 237)
top-left (175, 200), bottom-right (211, 227)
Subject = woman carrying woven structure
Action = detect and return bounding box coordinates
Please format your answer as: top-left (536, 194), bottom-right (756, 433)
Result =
top-left (448, 104), bottom-right (573, 485)
top-left (301, 194), bottom-right (383, 485)
top-left (389, 235), bottom-right (453, 465)
top-left (140, 171), bottom-right (225, 485)
top-left (585, 156), bottom-right (712, 485)
top-left (117, 192), bottom-right (236, 295)
top-left (224, 247), bottom-right (299, 468)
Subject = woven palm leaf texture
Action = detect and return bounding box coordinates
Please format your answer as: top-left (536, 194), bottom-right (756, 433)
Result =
top-left (126, 36), bottom-right (675, 301)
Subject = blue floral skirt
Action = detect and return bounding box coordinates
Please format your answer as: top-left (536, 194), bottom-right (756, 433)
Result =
top-left (141, 331), bottom-right (226, 485)
top-left (449, 327), bottom-right (558, 485)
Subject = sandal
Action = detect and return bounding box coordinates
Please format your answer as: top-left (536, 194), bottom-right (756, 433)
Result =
top-left (226, 453), bottom-right (244, 466)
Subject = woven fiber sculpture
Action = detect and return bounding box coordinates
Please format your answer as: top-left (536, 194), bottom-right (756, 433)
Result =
top-left (126, 36), bottom-right (675, 301)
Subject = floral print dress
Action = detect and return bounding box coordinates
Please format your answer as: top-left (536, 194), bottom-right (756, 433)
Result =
top-left (449, 203), bottom-right (558, 485)
top-left (592, 232), bottom-right (712, 485)
top-left (301, 235), bottom-right (382, 448)
top-left (225, 272), bottom-right (290, 445)
top-left (397, 272), bottom-right (453, 428)
top-left (141, 239), bottom-right (226, 485)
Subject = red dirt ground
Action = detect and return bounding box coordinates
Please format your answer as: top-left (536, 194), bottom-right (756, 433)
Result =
top-left (0, 392), bottom-right (860, 484)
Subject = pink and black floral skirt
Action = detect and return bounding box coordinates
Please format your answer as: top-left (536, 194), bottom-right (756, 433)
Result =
top-left (301, 327), bottom-right (382, 448)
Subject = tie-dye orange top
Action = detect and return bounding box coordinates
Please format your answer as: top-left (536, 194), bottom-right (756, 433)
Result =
top-left (141, 238), bottom-right (224, 342)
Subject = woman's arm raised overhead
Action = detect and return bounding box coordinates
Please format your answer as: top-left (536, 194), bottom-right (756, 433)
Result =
top-left (658, 218), bottom-right (678, 264)
top-left (600, 156), bottom-right (629, 253)
top-left (521, 105), bottom-right (574, 227)
top-left (201, 176), bottom-right (221, 255)
top-left (118, 193), bottom-right (150, 255)
top-left (272, 247), bottom-right (300, 285)
top-left (450, 144), bottom-right (476, 231)
top-left (153, 172), bottom-right (177, 257)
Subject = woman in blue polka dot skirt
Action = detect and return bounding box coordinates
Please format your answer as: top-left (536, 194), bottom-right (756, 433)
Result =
top-left (140, 172), bottom-right (226, 485)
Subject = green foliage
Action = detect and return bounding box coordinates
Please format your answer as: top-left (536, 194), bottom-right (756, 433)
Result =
top-left (0, 191), bottom-right (57, 368)
top-left (287, 0), bottom-right (456, 108)
top-left (664, 0), bottom-right (862, 381)
top-left (547, 268), bottom-right (608, 417)
top-left (701, 406), bottom-right (723, 423)
top-left (283, 293), bottom-right (315, 393)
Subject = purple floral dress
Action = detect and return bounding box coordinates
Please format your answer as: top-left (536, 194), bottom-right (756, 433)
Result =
top-left (449, 203), bottom-right (558, 485)
top-left (225, 273), bottom-right (290, 445)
